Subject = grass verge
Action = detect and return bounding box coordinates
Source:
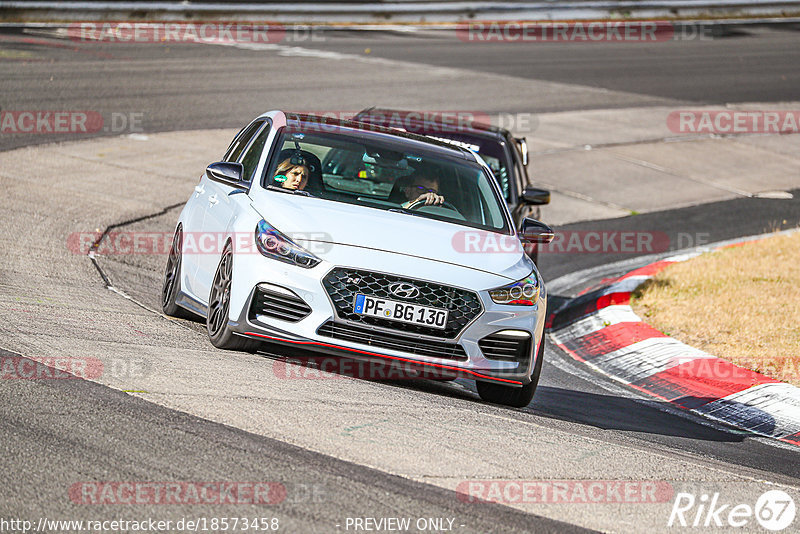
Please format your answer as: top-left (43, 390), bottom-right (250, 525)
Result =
top-left (631, 231), bottom-right (800, 387)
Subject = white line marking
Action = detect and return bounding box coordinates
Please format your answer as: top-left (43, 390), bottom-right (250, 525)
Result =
top-left (551, 305), bottom-right (641, 338)
top-left (592, 337), bottom-right (715, 383)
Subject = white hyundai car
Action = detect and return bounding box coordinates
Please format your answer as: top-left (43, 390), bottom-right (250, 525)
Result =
top-left (162, 111), bottom-right (554, 407)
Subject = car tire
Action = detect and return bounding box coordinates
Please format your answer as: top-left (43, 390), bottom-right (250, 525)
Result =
top-left (162, 226), bottom-right (193, 319)
top-left (207, 244), bottom-right (260, 352)
top-left (476, 336), bottom-right (545, 408)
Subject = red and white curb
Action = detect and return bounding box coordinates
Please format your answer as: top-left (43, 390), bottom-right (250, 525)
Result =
top-left (548, 244), bottom-right (800, 446)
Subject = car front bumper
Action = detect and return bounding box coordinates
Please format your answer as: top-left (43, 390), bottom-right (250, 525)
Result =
top-left (226, 255), bottom-right (547, 386)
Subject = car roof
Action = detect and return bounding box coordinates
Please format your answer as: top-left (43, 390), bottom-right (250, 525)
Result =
top-left (355, 107), bottom-right (511, 140)
top-left (282, 112), bottom-right (475, 161)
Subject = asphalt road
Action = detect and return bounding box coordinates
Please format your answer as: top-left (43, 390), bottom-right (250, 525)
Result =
top-left (293, 23), bottom-right (800, 104)
top-left (1, 24), bottom-right (799, 533)
top-left (0, 347), bottom-right (581, 533)
top-left (1, 22), bottom-right (799, 151)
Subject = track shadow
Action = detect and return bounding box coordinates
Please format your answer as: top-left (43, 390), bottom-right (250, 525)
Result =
top-left (529, 385), bottom-right (748, 443)
top-left (254, 345), bottom-right (754, 444)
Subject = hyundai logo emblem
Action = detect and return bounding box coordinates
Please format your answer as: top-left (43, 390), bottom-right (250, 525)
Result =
top-left (388, 282), bottom-right (420, 300)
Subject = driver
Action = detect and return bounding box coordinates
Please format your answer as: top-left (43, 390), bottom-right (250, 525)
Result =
top-left (395, 171), bottom-right (445, 209)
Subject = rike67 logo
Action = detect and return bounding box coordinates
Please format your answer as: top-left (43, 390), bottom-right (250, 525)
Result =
top-left (668, 490), bottom-right (796, 530)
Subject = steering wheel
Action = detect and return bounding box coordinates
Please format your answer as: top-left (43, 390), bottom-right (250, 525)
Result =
top-left (406, 198), bottom-right (461, 213)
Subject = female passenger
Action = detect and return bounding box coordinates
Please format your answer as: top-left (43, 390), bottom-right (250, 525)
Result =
top-left (273, 157), bottom-right (309, 191)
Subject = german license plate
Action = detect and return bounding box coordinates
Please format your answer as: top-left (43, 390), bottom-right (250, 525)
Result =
top-left (354, 294), bottom-right (448, 329)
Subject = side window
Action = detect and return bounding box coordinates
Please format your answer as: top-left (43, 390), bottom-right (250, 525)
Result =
top-left (224, 120), bottom-right (264, 163)
top-left (222, 126), bottom-right (246, 160)
top-left (239, 122), bottom-right (272, 182)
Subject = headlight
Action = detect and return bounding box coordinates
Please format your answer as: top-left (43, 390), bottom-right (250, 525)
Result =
top-left (489, 272), bottom-right (540, 306)
top-left (255, 220), bottom-right (320, 269)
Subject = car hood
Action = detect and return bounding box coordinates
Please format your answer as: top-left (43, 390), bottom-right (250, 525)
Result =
top-left (250, 193), bottom-right (531, 282)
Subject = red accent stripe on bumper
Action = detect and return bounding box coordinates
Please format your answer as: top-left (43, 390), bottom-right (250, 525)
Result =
top-left (243, 331), bottom-right (524, 385)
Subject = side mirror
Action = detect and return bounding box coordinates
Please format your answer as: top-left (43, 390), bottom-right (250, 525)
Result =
top-left (521, 187), bottom-right (550, 205)
top-left (206, 161), bottom-right (246, 188)
top-left (515, 137), bottom-right (529, 166)
top-left (520, 218), bottom-right (554, 244)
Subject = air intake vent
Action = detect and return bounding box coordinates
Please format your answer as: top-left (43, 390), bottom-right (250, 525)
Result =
top-left (478, 331), bottom-right (532, 362)
top-left (249, 285), bottom-right (311, 323)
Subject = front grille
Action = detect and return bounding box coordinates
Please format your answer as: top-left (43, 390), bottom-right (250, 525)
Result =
top-left (317, 321), bottom-right (468, 361)
top-left (249, 285), bottom-right (311, 323)
top-left (322, 267), bottom-right (482, 339)
top-left (479, 332), bottom-right (532, 362)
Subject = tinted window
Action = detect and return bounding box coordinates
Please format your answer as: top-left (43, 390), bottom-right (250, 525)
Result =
top-left (262, 127), bottom-right (510, 234)
top-left (416, 133), bottom-right (511, 201)
top-left (224, 120), bottom-right (264, 162)
top-left (240, 122), bottom-right (272, 182)
top-left (222, 125), bottom-right (246, 159)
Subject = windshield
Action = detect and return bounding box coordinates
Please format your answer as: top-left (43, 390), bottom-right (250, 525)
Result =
top-left (424, 133), bottom-right (512, 201)
top-left (261, 126), bottom-right (510, 233)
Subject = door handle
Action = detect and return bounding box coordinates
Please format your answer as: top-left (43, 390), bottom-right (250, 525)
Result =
top-left (208, 194), bottom-right (219, 206)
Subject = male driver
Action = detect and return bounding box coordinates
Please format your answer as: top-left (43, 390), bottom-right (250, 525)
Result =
top-left (391, 170), bottom-right (445, 209)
